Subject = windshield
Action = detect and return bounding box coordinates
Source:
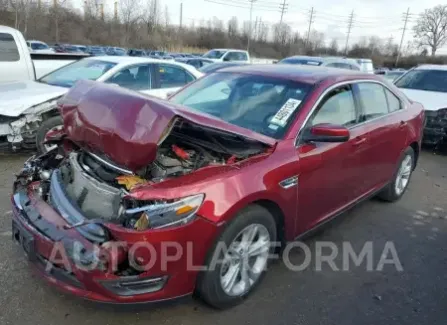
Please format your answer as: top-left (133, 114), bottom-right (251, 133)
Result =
top-left (395, 69), bottom-right (447, 92)
top-left (170, 72), bottom-right (312, 139)
top-left (203, 50), bottom-right (227, 59)
top-left (31, 42), bottom-right (49, 50)
top-left (279, 58), bottom-right (322, 66)
top-left (39, 59), bottom-right (116, 88)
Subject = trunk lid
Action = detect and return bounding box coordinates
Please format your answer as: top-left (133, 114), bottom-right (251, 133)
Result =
top-left (59, 80), bottom-right (275, 171)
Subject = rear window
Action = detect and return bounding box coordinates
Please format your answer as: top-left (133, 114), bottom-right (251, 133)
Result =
top-left (0, 33), bottom-right (20, 62)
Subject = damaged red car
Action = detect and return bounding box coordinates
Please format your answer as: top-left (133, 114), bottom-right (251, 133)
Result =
top-left (11, 65), bottom-right (424, 309)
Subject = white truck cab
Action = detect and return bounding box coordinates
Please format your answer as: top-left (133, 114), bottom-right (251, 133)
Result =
top-left (202, 48), bottom-right (250, 63)
top-left (0, 25), bottom-right (86, 83)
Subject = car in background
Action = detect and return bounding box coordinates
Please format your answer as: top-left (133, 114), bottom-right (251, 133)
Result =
top-left (203, 48), bottom-right (250, 63)
top-left (374, 67), bottom-right (390, 75)
top-left (0, 56), bottom-right (203, 152)
top-left (128, 49), bottom-right (146, 57)
top-left (148, 50), bottom-right (166, 57)
top-left (382, 70), bottom-right (406, 82)
top-left (26, 40), bottom-right (55, 53)
top-left (199, 61), bottom-right (250, 74)
top-left (394, 64), bottom-right (447, 147)
top-left (175, 57), bottom-right (214, 69)
top-left (161, 55), bottom-right (175, 61)
top-left (278, 56), bottom-right (360, 71)
top-left (86, 46), bottom-right (106, 56)
top-left (11, 65), bottom-right (423, 308)
top-left (107, 47), bottom-right (127, 56)
top-left (60, 44), bottom-right (84, 53)
top-left (352, 58), bottom-right (374, 74)
top-left (73, 45), bottom-right (87, 53)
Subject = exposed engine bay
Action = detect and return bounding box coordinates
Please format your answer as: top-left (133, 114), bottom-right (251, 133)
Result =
top-left (14, 122), bottom-right (268, 237)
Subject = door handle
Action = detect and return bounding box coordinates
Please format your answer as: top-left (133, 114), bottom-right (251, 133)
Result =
top-left (353, 137), bottom-right (367, 146)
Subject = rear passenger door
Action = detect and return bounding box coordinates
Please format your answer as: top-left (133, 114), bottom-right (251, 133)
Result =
top-left (352, 81), bottom-right (407, 190)
top-left (151, 63), bottom-right (196, 99)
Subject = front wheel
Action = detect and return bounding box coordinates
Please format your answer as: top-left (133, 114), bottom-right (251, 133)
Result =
top-left (197, 205), bottom-right (277, 309)
top-left (378, 147), bottom-right (415, 202)
top-left (36, 115), bottom-right (64, 154)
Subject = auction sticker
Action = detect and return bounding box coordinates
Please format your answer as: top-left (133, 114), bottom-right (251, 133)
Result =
top-left (270, 98), bottom-right (302, 127)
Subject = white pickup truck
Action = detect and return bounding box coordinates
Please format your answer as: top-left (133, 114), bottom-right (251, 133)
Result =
top-left (0, 25), bottom-right (88, 82)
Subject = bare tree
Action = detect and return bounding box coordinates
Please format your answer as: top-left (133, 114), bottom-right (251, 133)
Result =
top-left (413, 5), bottom-right (447, 56)
top-left (228, 16), bottom-right (238, 37)
top-left (329, 38), bottom-right (338, 55)
top-left (119, 0), bottom-right (141, 44)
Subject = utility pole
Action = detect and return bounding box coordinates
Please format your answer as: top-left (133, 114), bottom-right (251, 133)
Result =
top-left (395, 7), bottom-right (410, 67)
top-left (254, 16), bottom-right (259, 41)
top-left (279, 0), bottom-right (288, 24)
top-left (247, 0), bottom-right (256, 52)
top-left (344, 10), bottom-right (354, 55)
top-left (100, 3), bottom-right (104, 20)
top-left (114, 1), bottom-right (118, 20)
top-left (305, 7), bottom-right (314, 48)
top-left (180, 1), bottom-right (183, 28)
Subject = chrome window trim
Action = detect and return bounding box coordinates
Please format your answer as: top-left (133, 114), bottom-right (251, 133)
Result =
top-left (295, 79), bottom-right (406, 146)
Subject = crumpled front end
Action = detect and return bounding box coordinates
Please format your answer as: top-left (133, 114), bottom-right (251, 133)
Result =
top-left (11, 149), bottom-right (220, 303)
top-left (0, 99), bottom-right (59, 151)
top-left (423, 108), bottom-right (447, 148)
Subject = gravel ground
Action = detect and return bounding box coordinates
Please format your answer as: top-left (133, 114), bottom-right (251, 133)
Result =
top-left (0, 150), bottom-right (446, 325)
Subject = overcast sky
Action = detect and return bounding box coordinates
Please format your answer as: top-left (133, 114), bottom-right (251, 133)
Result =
top-left (75, 0), bottom-right (447, 54)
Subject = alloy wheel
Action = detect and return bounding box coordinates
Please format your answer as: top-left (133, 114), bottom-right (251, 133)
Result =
top-left (395, 154), bottom-right (412, 196)
top-left (219, 223), bottom-right (271, 297)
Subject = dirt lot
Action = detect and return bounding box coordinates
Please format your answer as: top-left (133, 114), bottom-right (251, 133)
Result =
top-left (0, 151), bottom-right (446, 325)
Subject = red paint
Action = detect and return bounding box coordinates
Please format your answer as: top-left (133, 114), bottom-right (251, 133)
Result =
top-left (172, 145), bottom-right (190, 160)
top-left (310, 123), bottom-right (350, 137)
top-left (13, 70), bottom-right (424, 304)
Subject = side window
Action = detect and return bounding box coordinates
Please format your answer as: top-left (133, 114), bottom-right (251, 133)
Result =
top-left (223, 52), bottom-right (235, 61)
top-left (326, 63), bottom-right (340, 68)
top-left (356, 83), bottom-right (389, 121)
top-left (239, 52), bottom-right (248, 61)
top-left (106, 64), bottom-right (151, 91)
top-left (311, 85), bottom-right (358, 127)
top-left (385, 88), bottom-right (401, 112)
top-left (0, 33), bottom-right (20, 62)
top-left (350, 64), bottom-right (360, 71)
top-left (158, 64), bottom-right (195, 88)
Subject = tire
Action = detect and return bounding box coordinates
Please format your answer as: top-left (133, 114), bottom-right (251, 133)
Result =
top-left (197, 205), bottom-right (277, 309)
top-left (36, 115), bottom-right (63, 155)
top-left (378, 146), bottom-right (415, 202)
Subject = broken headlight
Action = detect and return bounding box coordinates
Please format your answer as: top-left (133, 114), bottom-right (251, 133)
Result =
top-left (125, 194), bottom-right (205, 230)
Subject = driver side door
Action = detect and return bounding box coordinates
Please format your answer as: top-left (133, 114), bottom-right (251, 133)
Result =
top-left (296, 84), bottom-right (371, 233)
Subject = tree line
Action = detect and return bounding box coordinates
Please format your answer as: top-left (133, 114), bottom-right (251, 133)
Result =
top-left (1, 1), bottom-right (446, 68)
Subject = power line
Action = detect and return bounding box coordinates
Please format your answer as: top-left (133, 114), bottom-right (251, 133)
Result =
top-left (279, 0), bottom-right (288, 24)
top-left (344, 10), bottom-right (354, 55)
top-left (395, 7), bottom-right (410, 66)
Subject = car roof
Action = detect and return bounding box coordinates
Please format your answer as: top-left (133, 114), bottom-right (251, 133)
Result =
top-left (220, 64), bottom-right (378, 85)
top-left (211, 48), bottom-right (248, 52)
top-left (414, 64), bottom-right (447, 71)
top-left (85, 56), bottom-right (197, 70)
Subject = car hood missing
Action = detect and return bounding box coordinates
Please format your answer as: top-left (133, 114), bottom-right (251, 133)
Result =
top-left (59, 80), bottom-right (276, 171)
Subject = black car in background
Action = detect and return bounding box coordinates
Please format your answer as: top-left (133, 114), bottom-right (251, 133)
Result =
top-left (127, 49), bottom-right (146, 57)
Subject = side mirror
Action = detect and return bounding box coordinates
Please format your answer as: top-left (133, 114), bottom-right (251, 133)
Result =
top-left (222, 56), bottom-right (230, 62)
top-left (301, 123), bottom-right (350, 143)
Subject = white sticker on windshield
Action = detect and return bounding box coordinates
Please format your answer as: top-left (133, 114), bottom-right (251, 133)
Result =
top-left (270, 98), bottom-right (302, 127)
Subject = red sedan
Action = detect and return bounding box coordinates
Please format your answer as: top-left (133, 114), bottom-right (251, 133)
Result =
top-left (11, 65), bottom-right (424, 308)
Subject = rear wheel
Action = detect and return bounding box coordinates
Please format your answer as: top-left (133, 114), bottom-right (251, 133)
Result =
top-left (36, 115), bottom-right (63, 154)
top-left (378, 147), bottom-right (414, 202)
top-left (197, 205), bottom-right (276, 309)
